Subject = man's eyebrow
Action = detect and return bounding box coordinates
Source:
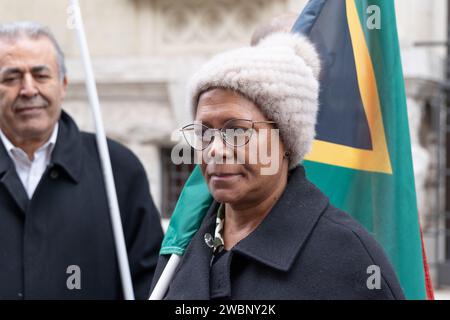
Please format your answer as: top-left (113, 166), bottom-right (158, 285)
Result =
top-left (0, 65), bottom-right (51, 76)
top-left (31, 65), bottom-right (51, 73)
top-left (0, 67), bottom-right (22, 75)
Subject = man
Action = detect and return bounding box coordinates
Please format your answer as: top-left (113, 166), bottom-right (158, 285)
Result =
top-left (0, 22), bottom-right (163, 299)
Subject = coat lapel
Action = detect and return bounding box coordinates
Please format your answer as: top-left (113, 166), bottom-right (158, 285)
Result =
top-left (0, 142), bottom-right (29, 214)
top-left (233, 166), bottom-right (330, 272)
top-left (165, 201), bottom-right (220, 299)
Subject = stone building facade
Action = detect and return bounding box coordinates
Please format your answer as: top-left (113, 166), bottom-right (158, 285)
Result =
top-left (1, 0), bottom-right (448, 286)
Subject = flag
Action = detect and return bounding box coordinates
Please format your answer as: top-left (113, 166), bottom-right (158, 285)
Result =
top-left (160, 165), bottom-right (212, 255)
top-left (160, 0), bottom-right (433, 300)
top-left (293, 0), bottom-right (432, 299)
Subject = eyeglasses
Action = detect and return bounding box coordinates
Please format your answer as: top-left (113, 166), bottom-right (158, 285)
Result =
top-left (181, 118), bottom-right (276, 150)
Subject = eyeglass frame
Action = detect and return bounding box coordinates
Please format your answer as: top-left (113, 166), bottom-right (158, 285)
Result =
top-left (180, 118), bottom-right (277, 151)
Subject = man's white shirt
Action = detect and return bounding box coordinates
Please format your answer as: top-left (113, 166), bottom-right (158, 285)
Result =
top-left (0, 124), bottom-right (58, 199)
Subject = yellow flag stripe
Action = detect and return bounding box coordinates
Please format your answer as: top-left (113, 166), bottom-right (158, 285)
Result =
top-left (305, 0), bottom-right (392, 174)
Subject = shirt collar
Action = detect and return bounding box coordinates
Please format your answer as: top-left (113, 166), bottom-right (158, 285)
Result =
top-left (43, 122), bottom-right (59, 153)
top-left (0, 123), bottom-right (59, 160)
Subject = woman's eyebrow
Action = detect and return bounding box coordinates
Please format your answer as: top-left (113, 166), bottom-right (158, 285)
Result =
top-left (198, 117), bottom-right (243, 127)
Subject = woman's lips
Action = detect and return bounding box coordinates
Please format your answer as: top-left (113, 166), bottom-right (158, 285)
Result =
top-left (209, 173), bottom-right (243, 184)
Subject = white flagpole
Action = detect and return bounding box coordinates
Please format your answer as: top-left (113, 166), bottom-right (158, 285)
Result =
top-left (149, 254), bottom-right (181, 300)
top-left (69, 0), bottom-right (135, 300)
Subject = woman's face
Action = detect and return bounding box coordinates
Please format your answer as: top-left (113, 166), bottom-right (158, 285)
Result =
top-left (195, 88), bottom-right (288, 209)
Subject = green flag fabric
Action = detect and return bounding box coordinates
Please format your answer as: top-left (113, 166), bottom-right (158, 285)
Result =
top-left (160, 165), bottom-right (212, 255)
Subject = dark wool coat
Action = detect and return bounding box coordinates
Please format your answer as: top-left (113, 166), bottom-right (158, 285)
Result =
top-left (0, 111), bottom-right (163, 299)
top-left (152, 166), bottom-right (405, 300)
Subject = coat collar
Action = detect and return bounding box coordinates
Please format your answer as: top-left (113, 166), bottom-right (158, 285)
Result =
top-left (50, 110), bottom-right (83, 184)
top-left (231, 165), bottom-right (330, 272)
top-left (0, 136), bottom-right (12, 176)
top-left (0, 142), bottom-right (28, 212)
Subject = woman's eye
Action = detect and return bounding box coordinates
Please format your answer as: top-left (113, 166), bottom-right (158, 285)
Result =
top-left (234, 128), bottom-right (251, 134)
top-left (226, 127), bottom-right (246, 131)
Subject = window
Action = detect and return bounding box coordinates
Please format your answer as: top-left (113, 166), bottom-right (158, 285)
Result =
top-left (160, 147), bottom-right (196, 219)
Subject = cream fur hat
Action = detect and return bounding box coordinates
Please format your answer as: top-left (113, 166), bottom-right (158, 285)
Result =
top-left (189, 32), bottom-right (321, 169)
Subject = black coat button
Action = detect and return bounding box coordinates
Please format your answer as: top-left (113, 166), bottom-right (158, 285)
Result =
top-left (50, 170), bottom-right (59, 179)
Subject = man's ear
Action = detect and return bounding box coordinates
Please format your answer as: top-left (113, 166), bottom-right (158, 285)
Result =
top-left (60, 75), bottom-right (68, 98)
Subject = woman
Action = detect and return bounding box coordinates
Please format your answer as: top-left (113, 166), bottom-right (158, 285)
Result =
top-left (152, 32), bottom-right (405, 299)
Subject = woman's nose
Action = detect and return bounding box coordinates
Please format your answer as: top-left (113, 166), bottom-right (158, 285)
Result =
top-left (206, 132), bottom-right (233, 163)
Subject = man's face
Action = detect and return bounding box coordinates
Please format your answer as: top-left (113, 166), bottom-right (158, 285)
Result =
top-left (0, 36), bottom-right (67, 144)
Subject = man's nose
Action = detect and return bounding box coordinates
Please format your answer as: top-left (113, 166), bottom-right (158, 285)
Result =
top-left (20, 74), bottom-right (39, 97)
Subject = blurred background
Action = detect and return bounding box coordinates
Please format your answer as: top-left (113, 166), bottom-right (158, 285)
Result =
top-left (1, 0), bottom-right (449, 297)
